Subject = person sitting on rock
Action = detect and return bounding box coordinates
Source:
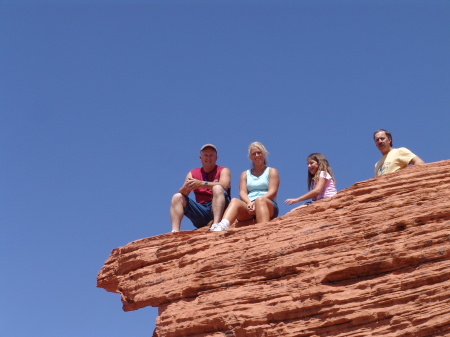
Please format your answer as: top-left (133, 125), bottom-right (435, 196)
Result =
top-left (170, 144), bottom-right (231, 232)
top-left (285, 153), bottom-right (337, 211)
top-left (211, 142), bottom-right (279, 231)
top-left (374, 129), bottom-right (424, 177)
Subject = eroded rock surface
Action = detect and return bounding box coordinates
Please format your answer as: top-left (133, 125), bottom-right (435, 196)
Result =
top-left (98, 160), bottom-right (450, 337)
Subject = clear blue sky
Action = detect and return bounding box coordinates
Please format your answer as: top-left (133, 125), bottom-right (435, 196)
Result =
top-left (1, 1), bottom-right (449, 336)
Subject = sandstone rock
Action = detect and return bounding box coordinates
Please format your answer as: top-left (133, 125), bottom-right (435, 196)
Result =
top-left (97, 160), bottom-right (450, 337)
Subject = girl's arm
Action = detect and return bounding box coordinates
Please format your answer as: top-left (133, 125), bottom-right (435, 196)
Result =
top-left (284, 177), bottom-right (326, 205)
top-left (262, 167), bottom-right (280, 200)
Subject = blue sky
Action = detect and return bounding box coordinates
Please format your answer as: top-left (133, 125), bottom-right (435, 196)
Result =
top-left (1, 1), bottom-right (449, 336)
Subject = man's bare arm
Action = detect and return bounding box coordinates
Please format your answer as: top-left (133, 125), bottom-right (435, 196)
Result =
top-left (178, 172), bottom-right (193, 196)
top-left (410, 156), bottom-right (425, 166)
top-left (216, 167), bottom-right (231, 190)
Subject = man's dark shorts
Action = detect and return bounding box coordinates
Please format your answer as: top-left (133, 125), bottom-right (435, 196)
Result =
top-left (183, 190), bottom-right (231, 228)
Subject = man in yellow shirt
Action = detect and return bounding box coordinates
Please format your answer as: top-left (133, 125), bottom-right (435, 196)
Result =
top-left (374, 129), bottom-right (425, 177)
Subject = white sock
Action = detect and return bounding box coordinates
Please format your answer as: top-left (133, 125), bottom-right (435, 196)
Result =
top-left (220, 219), bottom-right (230, 227)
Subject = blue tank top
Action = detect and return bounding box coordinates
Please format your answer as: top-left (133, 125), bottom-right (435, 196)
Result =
top-left (246, 167), bottom-right (276, 202)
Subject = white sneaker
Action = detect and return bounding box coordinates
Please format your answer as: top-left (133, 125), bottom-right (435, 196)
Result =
top-left (209, 223), bottom-right (219, 231)
top-left (211, 219), bottom-right (230, 231)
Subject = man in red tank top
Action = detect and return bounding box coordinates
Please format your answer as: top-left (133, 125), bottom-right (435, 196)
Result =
top-left (170, 144), bottom-right (231, 232)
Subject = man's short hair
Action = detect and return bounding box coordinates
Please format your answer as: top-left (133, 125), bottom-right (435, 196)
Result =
top-left (373, 129), bottom-right (393, 147)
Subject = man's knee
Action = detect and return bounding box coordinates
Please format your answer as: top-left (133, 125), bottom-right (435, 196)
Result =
top-left (171, 193), bottom-right (186, 206)
top-left (212, 185), bottom-right (224, 196)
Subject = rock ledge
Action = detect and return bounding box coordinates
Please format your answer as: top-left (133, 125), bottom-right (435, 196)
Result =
top-left (98, 160), bottom-right (450, 337)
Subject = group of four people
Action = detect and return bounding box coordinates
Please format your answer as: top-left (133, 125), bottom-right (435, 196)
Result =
top-left (170, 129), bottom-right (424, 232)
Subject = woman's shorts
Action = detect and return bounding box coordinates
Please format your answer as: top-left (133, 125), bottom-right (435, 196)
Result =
top-left (271, 200), bottom-right (279, 218)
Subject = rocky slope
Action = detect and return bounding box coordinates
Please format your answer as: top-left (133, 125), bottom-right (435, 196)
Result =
top-left (97, 160), bottom-right (450, 337)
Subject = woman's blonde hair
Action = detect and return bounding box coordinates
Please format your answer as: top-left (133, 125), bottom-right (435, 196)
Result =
top-left (248, 142), bottom-right (269, 166)
top-left (307, 153), bottom-right (336, 190)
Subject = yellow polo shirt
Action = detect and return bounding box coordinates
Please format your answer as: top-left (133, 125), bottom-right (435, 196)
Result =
top-left (374, 147), bottom-right (416, 177)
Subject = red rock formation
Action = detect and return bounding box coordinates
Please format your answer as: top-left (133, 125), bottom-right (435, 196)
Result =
top-left (97, 160), bottom-right (450, 337)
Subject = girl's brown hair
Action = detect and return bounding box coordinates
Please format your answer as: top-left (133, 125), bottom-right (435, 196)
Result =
top-left (307, 153), bottom-right (336, 190)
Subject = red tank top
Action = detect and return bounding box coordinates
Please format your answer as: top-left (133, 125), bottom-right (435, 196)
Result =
top-left (190, 165), bottom-right (230, 203)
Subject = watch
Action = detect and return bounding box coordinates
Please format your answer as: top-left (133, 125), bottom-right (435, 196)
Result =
top-left (204, 181), bottom-right (208, 186)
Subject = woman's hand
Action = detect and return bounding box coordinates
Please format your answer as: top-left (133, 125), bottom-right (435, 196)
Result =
top-left (285, 198), bottom-right (299, 205)
top-left (247, 201), bottom-right (256, 214)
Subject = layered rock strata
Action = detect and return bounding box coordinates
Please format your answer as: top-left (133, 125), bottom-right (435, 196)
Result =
top-left (98, 160), bottom-right (450, 337)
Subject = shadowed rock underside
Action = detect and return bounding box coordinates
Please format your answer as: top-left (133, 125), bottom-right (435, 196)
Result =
top-left (98, 160), bottom-right (450, 337)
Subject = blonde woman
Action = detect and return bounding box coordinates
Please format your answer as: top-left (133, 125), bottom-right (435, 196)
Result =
top-left (211, 142), bottom-right (280, 231)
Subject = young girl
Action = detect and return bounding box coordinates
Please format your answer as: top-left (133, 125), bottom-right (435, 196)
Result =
top-left (285, 153), bottom-right (337, 209)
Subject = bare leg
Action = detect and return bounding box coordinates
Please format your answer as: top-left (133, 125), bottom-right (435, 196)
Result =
top-left (254, 197), bottom-right (275, 223)
top-left (170, 193), bottom-right (187, 231)
top-left (211, 185), bottom-right (226, 224)
top-left (222, 198), bottom-right (253, 223)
